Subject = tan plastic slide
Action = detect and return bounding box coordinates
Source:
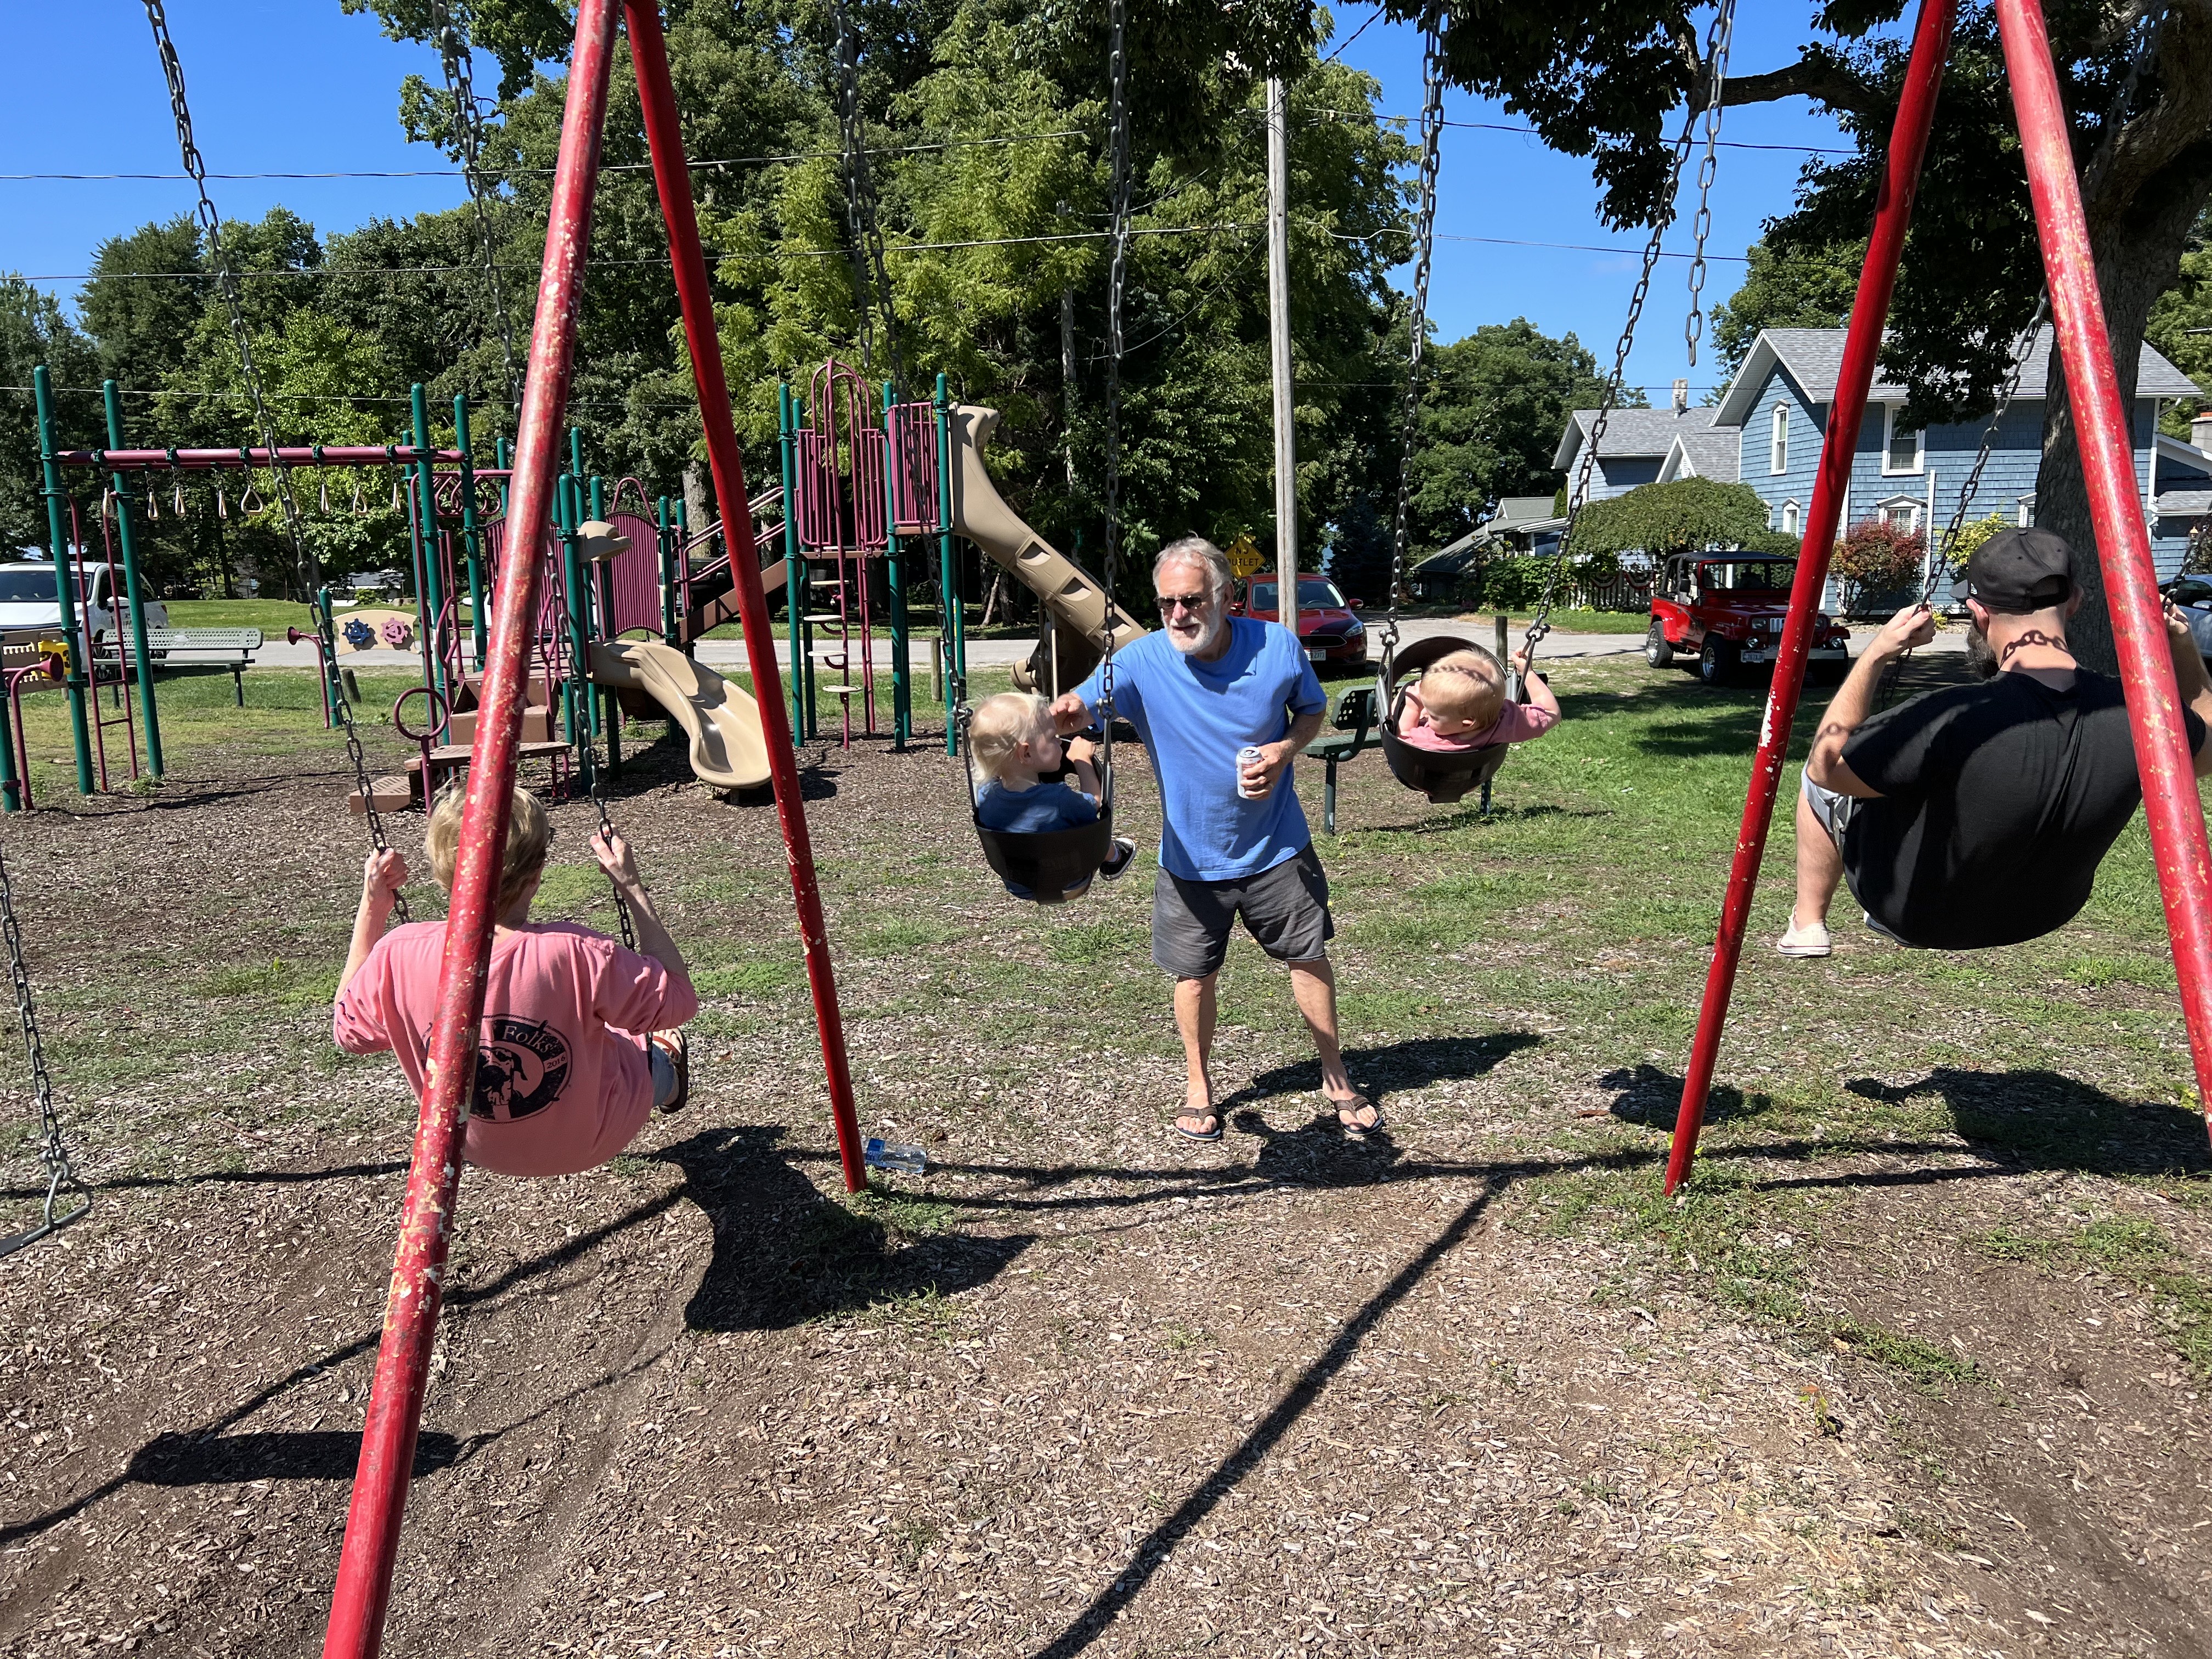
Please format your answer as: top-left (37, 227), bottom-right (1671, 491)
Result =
top-left (946, 404), bottom-right (1148, 691)
top-left (587, 639), bottom-right (771, 794)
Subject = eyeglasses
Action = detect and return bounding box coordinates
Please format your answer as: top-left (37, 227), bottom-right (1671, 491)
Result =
top-left (1158, 592), bottom-right (1214, 614)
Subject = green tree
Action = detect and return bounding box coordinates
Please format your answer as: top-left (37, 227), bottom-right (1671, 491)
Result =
top-left (1707, 239), bottom-right (1863, 380)
top-left (0, 279), bottom-right (100, 551)
top-left (1402, 1), bottom-right (2212, 673)
top-left (1407, 318), bottom-right (1610, 550)
top-left (78, 216), bottom-right (205, 388)
top-left (1568, 477), bottom-right (1794, 562)
top-left (2148, 205), bottom-right (2210, 437)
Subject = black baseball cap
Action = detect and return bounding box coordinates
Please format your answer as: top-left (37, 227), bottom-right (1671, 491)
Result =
top-left (1966, 527), bottom-right (2074, 613)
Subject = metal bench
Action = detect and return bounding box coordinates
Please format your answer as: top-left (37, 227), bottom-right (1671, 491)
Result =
top-left (104, 627), bottom-right (265, 706)
top-left (1307, 685), bottom-right (1378, 835)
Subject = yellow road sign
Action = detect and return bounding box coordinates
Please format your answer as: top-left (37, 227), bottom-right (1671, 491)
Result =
top-left (1226, 533), bottom-right (1264, 579)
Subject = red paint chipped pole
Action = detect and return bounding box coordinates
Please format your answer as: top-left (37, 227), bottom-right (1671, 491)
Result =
top-left (1664, 0), bottom-right (1960, 1194)
top-left (320, 4), bottom-right (624, 1654)
top-left (625, 0), bottom-right (867, 1193)
top-left (1995, 0), bottom-right (2212, 1124)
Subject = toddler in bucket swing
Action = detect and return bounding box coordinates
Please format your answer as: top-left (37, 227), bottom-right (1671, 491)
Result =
top-left (970, 691), bottom-right (1137, 900)
top-left (1392, 646), bottom-right (1562, 753)
top-left (332, 784), bottom-right (698, 1179)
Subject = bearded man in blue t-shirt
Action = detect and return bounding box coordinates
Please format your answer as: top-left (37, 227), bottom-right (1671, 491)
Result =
top-left (1051, 535), bottom-right (1380, 1143)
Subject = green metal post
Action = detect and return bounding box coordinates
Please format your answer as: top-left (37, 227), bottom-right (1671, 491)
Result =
top-left (777, 383), bottom-right (806, 746)
top-left (657, 495), bottom-right (678, 646)
top-left (882, 381), bottom-right (911, 747)
top-left (676, 495), bottom-right (692, 654)
top-left (591, 474), bottom-right (618, 771)
top-left (455, 393), bottom-right (488, 670)
top-left (102, 381), bottom-right (164, 778)
top-left (934, 372), bottom-right (962, 754)
top-left (558, 474), bottom-right (594, 787)
top-left (496, 437), bottom-right (512, 513)
top-left (32, 367), bottom-right (94, 794)
top-left (409, 385), bottom-right (447, 718)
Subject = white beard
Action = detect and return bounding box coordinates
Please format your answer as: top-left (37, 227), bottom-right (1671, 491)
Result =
top-left (1165, 613), bottom-right (1223, 655)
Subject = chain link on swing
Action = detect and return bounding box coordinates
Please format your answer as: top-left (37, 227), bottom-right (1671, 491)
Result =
top-left (142, 0), bottom-right (409, 922)
top-left (431, 0), bottom-right (521, 415)
top-left (1378, 18), bottom-right (1446, 675)
top-left (1682, 1), bottom-right (1735, 366)
top-left (831, 0), bottom-right (908, 400)
top-left (1097, 0), bottom-right (1130, 732)
top-left (1520, 0), bottom-right (1735, 673)
top-left (555, 596), bottom-right (638, 949)
top-left (0, 843), bottom-right (88, 1260)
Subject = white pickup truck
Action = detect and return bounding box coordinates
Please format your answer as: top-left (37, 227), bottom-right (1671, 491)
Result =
top-left (0, 560), bottom-right (169, 647)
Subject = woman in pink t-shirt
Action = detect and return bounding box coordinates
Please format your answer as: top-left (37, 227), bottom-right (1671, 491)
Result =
top-left (334, 786), bottom-right (698, 1180)
top-left (1393, 646), bottom-right (1561, 753)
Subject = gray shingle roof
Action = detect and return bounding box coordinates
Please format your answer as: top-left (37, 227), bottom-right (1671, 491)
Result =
top-left (1554, 405), bottom-right (1719, 469)
top-left (2155, 489), bottom-right (2212, 518)
top-left (1717, 325), bottom-right (2202, 425)
top-left (1672, 424), bottom-right (1741, 483)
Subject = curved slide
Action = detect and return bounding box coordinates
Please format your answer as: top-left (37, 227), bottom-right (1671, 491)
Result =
top-left (588, 639), bottom-right (771, 794)
top-left (946, 404), bottom-right (1148, 691)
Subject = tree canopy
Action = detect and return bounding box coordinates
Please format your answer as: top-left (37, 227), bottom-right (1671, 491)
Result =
top-left (1567, 477), bottom-right (1795, 562)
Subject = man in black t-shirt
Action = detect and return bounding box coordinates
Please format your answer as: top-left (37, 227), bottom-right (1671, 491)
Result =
top-left (1776, 528), bottom-right (2212, 956)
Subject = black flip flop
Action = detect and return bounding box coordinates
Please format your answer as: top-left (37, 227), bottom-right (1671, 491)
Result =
top-left (1173, 1106), bottom-right (1223, 1143)
top-left (1331, 1093), bottom-right (1384, 1137)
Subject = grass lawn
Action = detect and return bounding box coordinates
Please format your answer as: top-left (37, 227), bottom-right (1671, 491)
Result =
top-left (2, 648), bottom-right (2207, 1653)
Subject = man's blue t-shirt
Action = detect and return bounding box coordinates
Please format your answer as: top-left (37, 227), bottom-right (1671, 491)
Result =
top-left (975, 780), bottom-right (1099, 900)
top-left (1073, 616), bottom-right (1325, 882)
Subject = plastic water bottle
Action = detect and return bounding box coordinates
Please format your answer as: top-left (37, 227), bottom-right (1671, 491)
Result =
top-left (865, 1137), bottom-right (926, 1175)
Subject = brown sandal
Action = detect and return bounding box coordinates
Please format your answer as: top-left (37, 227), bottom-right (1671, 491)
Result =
top-left (649, 1029), bottom-right (690, 1114)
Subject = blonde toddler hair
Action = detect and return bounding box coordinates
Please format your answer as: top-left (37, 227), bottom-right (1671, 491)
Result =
top-left (968, 691), bottom-right (1052, 784)
top-left (425, 782), bottom-right (552, 913)
top-left (1419, 649), bottom-right (1506, 727)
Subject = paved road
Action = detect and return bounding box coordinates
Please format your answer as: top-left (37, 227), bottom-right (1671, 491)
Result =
top-left (245, 614), bottom-right (1959, 675)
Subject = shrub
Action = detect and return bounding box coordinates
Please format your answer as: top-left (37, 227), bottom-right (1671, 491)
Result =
top-left (1940, 512), bottom-right (2012, 574)
top-left (1832, 516), bottom-right (1927, 589)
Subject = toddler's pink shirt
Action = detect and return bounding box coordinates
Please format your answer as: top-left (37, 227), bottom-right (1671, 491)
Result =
top-left (1394, 691), bottom-right (1559, 753)
top-left (334, 920), bottom-right (698, 1178)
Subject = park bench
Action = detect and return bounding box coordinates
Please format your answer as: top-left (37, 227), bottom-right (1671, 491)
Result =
top-left (1308, 685), bottom-right (1378, 836)
top-left (101, 627), bottom-right (265, 706)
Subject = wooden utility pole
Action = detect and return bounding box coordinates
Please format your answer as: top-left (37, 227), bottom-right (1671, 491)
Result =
top-left (1266, 76), bottom-right (1297, 637)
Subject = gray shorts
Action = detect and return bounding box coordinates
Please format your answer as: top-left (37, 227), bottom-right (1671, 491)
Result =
top-left (1152, 843), bottom-right (1334, 979)
top-left (1800, 768), bottom-right (1857, 848)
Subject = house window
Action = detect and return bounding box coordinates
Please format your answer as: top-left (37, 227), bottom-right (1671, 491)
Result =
top-left (1782, 500), bottom-right (1801, 537)
top-left (2017, 493), bottom-right (2036, 527)
top-left (1883, 404), bottom-right (1924, 475)
top-left (1877, 496), bottom-right (1922, 533)
top-left (1770, 405), bottom-right (1788, 474)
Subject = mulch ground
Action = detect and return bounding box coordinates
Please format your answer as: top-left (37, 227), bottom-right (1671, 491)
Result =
top-left (2, 660), bottom-right (2209, 1657)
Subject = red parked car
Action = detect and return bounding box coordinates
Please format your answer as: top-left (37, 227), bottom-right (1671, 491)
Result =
top-left (1645, 553), bottom-right (1852, 687)
top-left (1231, 574), bottom-right (1368, 666)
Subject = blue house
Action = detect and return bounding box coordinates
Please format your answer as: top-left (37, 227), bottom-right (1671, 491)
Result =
top-left (1639, 326), bottom-right (2207, 586)
top-left (1553, 401), bottom-right (1724, 506)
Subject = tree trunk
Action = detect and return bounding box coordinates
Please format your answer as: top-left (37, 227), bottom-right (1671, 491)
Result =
top-left (682, 463), bottom-right (712, 549)
top-left (2036, 8), bottom-right (2212, 673)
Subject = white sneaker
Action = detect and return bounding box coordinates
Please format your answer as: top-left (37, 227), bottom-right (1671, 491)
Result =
top-left (1776, 918), bottom-right (1831, 958)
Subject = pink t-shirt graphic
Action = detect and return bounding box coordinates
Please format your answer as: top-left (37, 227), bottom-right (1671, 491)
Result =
top-left (334, 920), bottom-right (698, 1178)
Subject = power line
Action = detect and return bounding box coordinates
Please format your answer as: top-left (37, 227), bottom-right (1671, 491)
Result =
top-left (0, 128), bottom-right (1097, 184)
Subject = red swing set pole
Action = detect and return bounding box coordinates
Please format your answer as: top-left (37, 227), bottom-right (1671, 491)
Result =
top-left (1664, 0), bottom-right (1959, 1194)
top-left (624, 0), bottom-right (867, 1194)
top-left (320, 4), bottom-right (624, 1654)
top-left (1994, 0), bottom-right (2212, 1113)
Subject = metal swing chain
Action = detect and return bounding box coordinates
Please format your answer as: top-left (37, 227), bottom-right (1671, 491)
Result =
top-left (1683, 0), bottom-right (1735, 366)
top-left (142, 1), bottom-right (409, 922)
top-left (1379, 18), bottom-right (1446, 672)
top-left (1098, 0), bottom-right (1131, 737)
top-left (1522, 0), bottom-right (1733, 671)
top-left (831, 0), bottom-right (909, 400)
top-left (552, 580), bottom-right (638, 948)
top-left (431, 0), bottom-right (521, 414)
top-left (0, 843), bottom-right (89, 1260)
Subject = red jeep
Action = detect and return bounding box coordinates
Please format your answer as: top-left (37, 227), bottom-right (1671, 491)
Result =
top-left (1645, 553), bottom-right (1852, 686)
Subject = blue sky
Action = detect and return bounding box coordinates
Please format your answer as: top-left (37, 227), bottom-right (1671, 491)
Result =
top-left (4, 2), bottom-right (1872, 401)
